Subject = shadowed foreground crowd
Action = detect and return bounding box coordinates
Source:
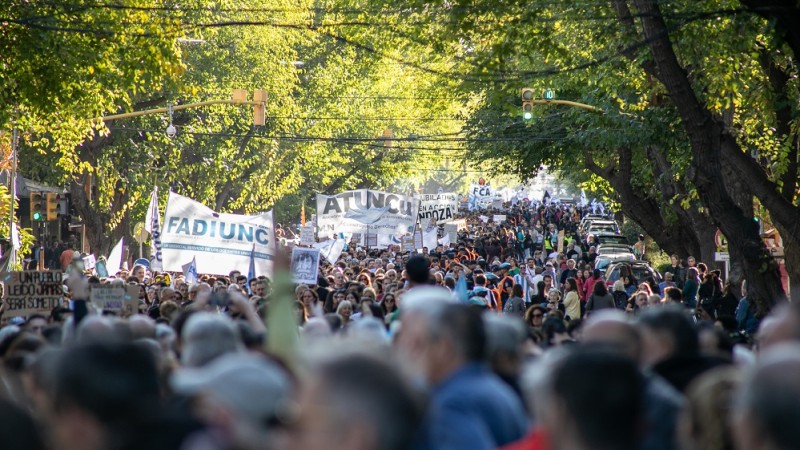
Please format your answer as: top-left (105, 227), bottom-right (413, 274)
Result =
top-left (1, 253), bottom-right (799, 450)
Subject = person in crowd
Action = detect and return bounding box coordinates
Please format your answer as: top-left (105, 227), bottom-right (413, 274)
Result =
top-left (288, 353), bottom-right (423, 450)
top-left (586, 278), bottom-right (615, 313)
top-left (536, 347), bottom-right (644, 450)
top-left (682, 267), bottom-right (700, 308)
top-left (563, 277), bottom-right (581, 321)
top-left (637, 306), bottom-right (729, 392)
top-left (678, 367), bottom-right (741, 450)
top-left (611, 280), bottom-right (629, 310)
top-left (732, 344), bottom-right (800, 450)
top-left (503, 284), bottom-right (526, 317)
top-left (395, 287), bottom-right (528, 449)
top-left (524, 304), bottom-right (546, 334)
top-left (484, 315), bottom-right (528, 407)
top-left (580, 311), bottom-right (684, 450)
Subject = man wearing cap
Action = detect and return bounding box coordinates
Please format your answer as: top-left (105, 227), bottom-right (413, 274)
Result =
top-left (172, 353), bottom-right (293, 450)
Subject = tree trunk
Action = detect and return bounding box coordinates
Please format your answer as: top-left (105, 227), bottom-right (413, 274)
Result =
top-left (583, 147), bottom-right (702, 259)
top-left (632, 0), bottom-right (785, 315)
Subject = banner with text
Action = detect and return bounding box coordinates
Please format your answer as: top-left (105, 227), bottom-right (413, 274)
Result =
top-left (468, 184), bottom-right (494, 210)
top-left (316, 190), bottom-right (420, 236)
top-left (91, 284), bottom-right (140, 315)
top-left (418, 193), bottom-right (459, 225)
top-left (2, 271), bottom-right (63, 317)
top-left (161, 192), bottom-right (275, 277)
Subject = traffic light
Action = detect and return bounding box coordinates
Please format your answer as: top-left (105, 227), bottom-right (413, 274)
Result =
top-left (522, 102), bottom-right (533, 120)
top-left (30, 191), bottom-right (44, 222)
top-left (46, 192), bottom-right (60, 221)
top-left (253, 89), bottom-right (267, 126)
top-left (521, 88), bottom-right (535, 120)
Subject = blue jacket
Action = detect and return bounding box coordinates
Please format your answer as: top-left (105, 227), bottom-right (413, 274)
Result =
top-left (736, 297), bottom-right (760, 334)
top-left (414, 363), bottom-right (528, 450)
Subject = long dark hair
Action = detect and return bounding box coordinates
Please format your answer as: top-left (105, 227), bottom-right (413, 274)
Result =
top-left (593, 280), bottom-right (609, 296)
top-left (565, 278), bottom-right (578, 293)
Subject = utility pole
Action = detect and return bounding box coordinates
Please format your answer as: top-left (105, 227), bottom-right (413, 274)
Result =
top-left (8, 127), bottom-right (17, 268)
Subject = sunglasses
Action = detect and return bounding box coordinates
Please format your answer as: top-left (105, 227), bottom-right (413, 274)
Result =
top-left (532, 313), bottom-right (544, 318)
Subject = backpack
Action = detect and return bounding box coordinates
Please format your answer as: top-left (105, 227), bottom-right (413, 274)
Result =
top-left (612, 291), bottom-right (628, 309)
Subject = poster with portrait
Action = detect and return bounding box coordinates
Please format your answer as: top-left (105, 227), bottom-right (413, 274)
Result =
top-left (291, 247), bottom-right (320, 285)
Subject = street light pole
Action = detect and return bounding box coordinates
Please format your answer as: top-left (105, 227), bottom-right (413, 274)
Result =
top-left (8, 127), bottom-right (18, 269)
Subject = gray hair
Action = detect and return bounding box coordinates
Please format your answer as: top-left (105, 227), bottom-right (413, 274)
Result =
top-left (181, 313), bottom-right (242, 367)
top-left (484, 314), bottom-right (527, 359)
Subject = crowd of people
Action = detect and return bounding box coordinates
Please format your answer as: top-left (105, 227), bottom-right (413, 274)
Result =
top-left (0, 201), bottom-right (798, 450)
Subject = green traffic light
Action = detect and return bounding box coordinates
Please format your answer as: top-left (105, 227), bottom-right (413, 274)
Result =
top-left (523, 112), bottom-right (533, 120)
top-left (33, 212), bottom-right (42, 221)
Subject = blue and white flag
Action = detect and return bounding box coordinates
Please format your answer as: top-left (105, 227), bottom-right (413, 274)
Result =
top-left (145, 186), bottom-right (163, 272)
top-left (247, 244), bottom-right (256, 282)
top-left (580, 189), bottom-right (588, 208)
top-left (182, 256), bottom-right (198, 285)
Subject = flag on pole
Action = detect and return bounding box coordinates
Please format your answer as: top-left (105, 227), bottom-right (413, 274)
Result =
top-left (182, 256), bottom-right (198, 285)
top-left (107, 237), bottom-right (124, 275)
top-left (455, 273), bottom-right (469, 303)
top-left (580, 189), bottom-right (588, 208)
top-left (145, 186), bottom-right (163, 272)
top-left (247, 243), bottom-right (256, 282)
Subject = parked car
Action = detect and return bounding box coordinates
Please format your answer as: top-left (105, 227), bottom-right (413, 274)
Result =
top-left (590, 232), bottom-right (630, 247)
top-left (585, 220), bottom-right (620, 235)
top-left (604, 261), bottom-right (662, 285)
top-left (597, 243), bottom-right (636, 255)
top-left (594, 253), bottom-right (636, 271)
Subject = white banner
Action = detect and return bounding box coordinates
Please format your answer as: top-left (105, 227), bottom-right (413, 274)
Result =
top-left (316, 189), bottom-right (420, 235)
top-left (313, 239), bottom-right (346, 264)
top-left (161, 192), bottom-right (275, 277)
top-left (418, 193), bottom-right (458, 225)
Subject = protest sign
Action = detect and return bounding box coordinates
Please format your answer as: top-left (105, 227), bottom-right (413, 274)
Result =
top-left (557, 230), bottom-right (565, 253)
top-left (291, 248), bottom-right (320, 285)
top-left (300, 225), bottom-right (316, 246)
top-left (161, 192), bottom-right (276, 277)
top-left (493, 215), bottom-right (507, 223)
top-left (82, 254), bottom-right (96, 271)
top-left (2, 271), bottom-right (63, 317)
top-left (492, 198), bottom-right (503, 210)
top-left (401, 235), bottom-right (416, 251)
top-left (446, 219), bottom-right (468, 231)
top-left (468, 184), bottom-right (494, 210)
top-left (418, 193), bottom-right (458, 225)
top-left (413, 231), bottom-right (423, 250)
top-left (366, 234), bottom-right (378, 248)
top-left (444, 223), bottom-right (459, 244)
top-left (423, 224), bottom-right (438, 250)
top-left (90, 284), bottom-right (140, 315)
top-left (316, 189), bottom-right (420, 235)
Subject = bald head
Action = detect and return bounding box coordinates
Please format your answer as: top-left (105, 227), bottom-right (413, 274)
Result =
top-left (757, 305), bottom-right (800, 352)
top-left (581, 311), bottom-right (641, 363)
